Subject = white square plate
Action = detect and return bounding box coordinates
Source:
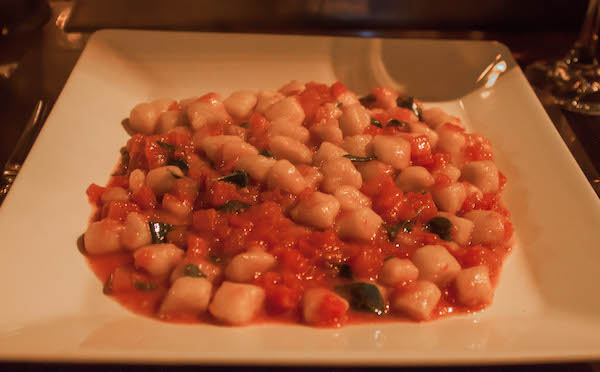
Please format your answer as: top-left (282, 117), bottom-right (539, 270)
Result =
top-left (1, 30), bottom-right (599, 366)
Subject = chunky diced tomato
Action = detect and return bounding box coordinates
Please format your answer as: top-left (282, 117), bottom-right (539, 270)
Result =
top-left (166, 225), bottom-right (187, 247)
top-left (410, 135), bottom-right (434, 166)
top-left (248, 112), bottom-right (270, 150)
top-left (349, 245), bottom-right (383, 280)
top-left (364, 176), bottom-right (404, 224)
top-left (397, 192), bottom-right (438, 222)
top-left (459, 245), bottom-right (500, 278)
top-left (167, 130), bottom-right (191, 147)
top-left (276, 248), bottom-right (310, 276)
top-left (330, 81), bottom-right (348, 99)
top-left (186, 234), bottom-right (209, 258)
top-left (427, 153), bottom-right (450, 171)
top-left (433, 173), bottom-right (452, 188)
top-left (86, 183), bottom-right (106, 205)
top-left (207, 181), bottom-right (240, 207)
top-left (132, 184), bottom-right (158, 210)
top-left (298, 82), bottom-right (333, 124)
top-left (192, 208), bottom-right (220, 234)
top-left (102, 201), bottom-right (141, 221)
top-left (393, 107), bottom-right (418, 123)
top-left (318, 293), bottom-right (348, 327)
top-left (464, 134), bottom-right (494, 161)
top-left (172, 177), bottom-right (199, 204)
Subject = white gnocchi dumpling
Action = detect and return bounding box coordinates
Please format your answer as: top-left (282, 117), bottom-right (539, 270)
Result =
top-left (225, 251), bottom-right (277, 283)
top-left (236, 154), bottom-right (277, 183)
top-left (411, 245), bottom-right (461, 286)
top-left (431, 182), bottom-right (466, 214)
top-left (186, 98), bottom-right (232, 130)
top-left (371, 135), bottom-right (411, 170)
top-left (460, 160), bottom-right (500, 193)
top-left (269, 136), bottom-right (313, 164)
top-left (380, 258), bottom-right (419, 286)
top-left (100, 187), bottom-right (129, 203)
top-left (290, 192), bottom-right (341, 229)
top-left (455, 265), bottom-right (493, 306)
top-left (302, 288), bottom-right (349, 325)
top-left (391, 280), bottom-right (441, 320)
top-left (338, 103), bottom-right (370, 136)
top-left (255, 90), bottom-right (284, 114)
top-left (129, 103), bottom-right (160, 135)
top-left (156, 110), bottom-right (187, 134)
top-left (320, 157), bottom-right (362, 194)
top-left (170, 259), bottom-right (223, 284)
top-left (333, 185), bottom-right (371, 211)
top-left (436, 125), bottom-right (466, 167)
top-left (463, 210), bottom-right (509, 245)
top-left (337, 207), bottom-right (383, 241)
top-left (145, 166), bottom-right (184, 196)
top-left (200, 135), bottom-right (244, 161)
top-left (84, 219), bottom-right (124, 255)
top-left (421, 107), bottom-right (463, 130)
top-left (310, 119), bottom-right (343, 145)
top-left (162, 194), bottom-right (192, 218)
top-left (209, 282), bottom-right (266, 325)
top-left (264, 96), bottom-right (306, 126)
top-left (121, 212), bottom-right (151, 251)
top-left (268, 119), bottom-right (310, 143)
top-left (395, 166), bottom-right (434, 193)
top-left (224, 91), bottom-right (258, 120)
top-left (355, 160), bottom-right (394, 182)
top-left (266, 159), bottom-right (309, 194)
top-left (437, 212), bottom-right (474, 246)
top-left (133, 243), bottom-right (185, 277)
top-left (409, 122), bottom-right (439, 148)
top-left (159, 277), bottom-right (213, 317)
top-left (128, 169), bottom-right (146, 193)
top-left (340, 135), bottom-right (374, 157)
top-left (313, 142), bottom-right (348, 166)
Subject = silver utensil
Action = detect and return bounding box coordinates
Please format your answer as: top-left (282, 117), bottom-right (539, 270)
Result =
top-left (0, 100), bottom-right (48, 207)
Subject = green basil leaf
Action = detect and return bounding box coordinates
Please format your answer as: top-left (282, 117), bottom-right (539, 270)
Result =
top-left (149, 221), bottom-right (173, 244)
top-left (336, 102), bottom-right (343, 107)
top-left (168, 158), bottom-right (189, 172)
top-left (134, 281), bottom-right (157, 291)
top-left (335, 282), bottom-right (385, 316)
top-left (426, 216), bottom-right (453, 241)
top-left (157, 141), bottom-right (176, 152)
top-left (183, 263), bottom-right (207, 278)
top-left (337, 263), bottom-right (353, 279)
top-left (168, 170), bottom-right (183, 179)
top-left (386, 119), bottom-right (410, 130)
top-left (370, 118), bottom-right (382, 128)
top-left (217, 171), bottom-right (249, 188)
top-left (215, 200), bottom-right (252, 213)
top-left (396, 96), bottom-right (422, 120)
top-left (382, 220), bottom-right (412, 241)
top-left (359, 94), bottom-right (376, 106)
top-left (259, 149), bottom-right (274, 158)
top-left (239, 122), bottom-right (249, 128)
top-left (343, 154), bottom-right (376, 163)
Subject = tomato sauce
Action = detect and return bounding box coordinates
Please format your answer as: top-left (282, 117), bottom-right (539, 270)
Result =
top-left (83, 81), bottom-right (514, 327)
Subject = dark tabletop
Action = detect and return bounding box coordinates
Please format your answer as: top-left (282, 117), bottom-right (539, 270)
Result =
top-left (1, 0), bottom-right (599, 370)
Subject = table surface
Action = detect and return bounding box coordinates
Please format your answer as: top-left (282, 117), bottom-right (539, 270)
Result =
top-left (1, 0), bottom-right (599, 370)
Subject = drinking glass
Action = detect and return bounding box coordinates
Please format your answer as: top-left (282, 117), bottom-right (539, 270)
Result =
top-left (526, 0), bottom-right (600, 114)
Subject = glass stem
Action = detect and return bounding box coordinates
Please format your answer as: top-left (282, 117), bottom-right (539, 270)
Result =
top-left (573, 0), bottom-right (600, 65)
